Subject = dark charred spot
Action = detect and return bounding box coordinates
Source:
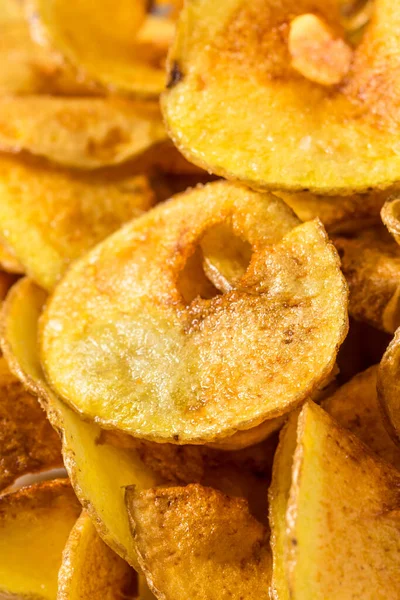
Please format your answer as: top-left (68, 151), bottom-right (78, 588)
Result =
top-left (173, 434), bottom-right (180, 442)
top-left (167, 61), bottom-right (184, 89)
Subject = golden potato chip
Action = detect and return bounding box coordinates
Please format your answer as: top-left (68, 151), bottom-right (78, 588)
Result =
top-left (334, 226), bottom-right (400, 333)
top-left (1, 278), bottom-right (160, 568)
top-left (0, 240), bottom-right (24, 273)
top-left (163, 0), bottom-right (400, 193)
top-left (40, 181), bottom-right (347, 443)
top-left (28, 0), bottom-right (170, 96)
top-left (269, 402), bottom-right (400, 600)
top-left (377, 327), bottom-right (400, 444)
top-left (0, 154), bottom-right (155, 291)
top-left (381, 194), bottom-right (400, 245)
top-left (322, 365), bottom-right (400, 469)
top-left (0, 355), bottom-right (62, 492)
top-left (0, 96), bottom-right (166, 168)
top-left (0, 479), bottom-right (81, 600)
top-left (58, 511), bottom-right (138, 600)
top-left (126, 484), bottom-right (271, 600)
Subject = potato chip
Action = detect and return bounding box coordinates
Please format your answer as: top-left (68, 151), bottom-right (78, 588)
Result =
top-left (58, 511), bottom-right (138, 600)
top-left (0, 278), bottom-right (160, 568)
top-left (0, 479), bottom-right (81, 600)
top-left (28, 0), bottom-right (171, 96)
top-left (381, 194), bottom-right (400, 246)
top-left (0, 154), bottom-right (155, 291)
top-left (269, 402), bottom-right (400, 600)
top-left (0, 355), bottom-right (62, 492)
top-left (334, 226), bottom-right (400, 333)
top-left (163, 0), bottom-right (400, 193)
top-left (377, 326), bottom-right (400, 444)
top-left (0, 240), bottom-right (24, 273)
top-left (0, 96), bottom-right (166, 168)
top-left (40, 181), bottom-right (348, 443)
top-left (126, 484), bottom-right (271, 600)
top-left (322, 365), bottom-right (400, 469)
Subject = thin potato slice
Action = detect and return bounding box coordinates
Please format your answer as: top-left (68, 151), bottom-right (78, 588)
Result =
top-left (0, 96), bottom-right (166, 168)
top-left (0, 278), bottom-right (160, 568)
top-left (40, 181), bottom-right (348, 443)
top-left (126, 484), bottom-right (271, 600)
top-left (163, 0), bottom-right (400, 193)
top-left (269, 402), bottom-right (400, 600)
top-left (377, 327), bottom-right (400, 443)
top-left (57, 511), bottom-right (137, 600)
top-left (322, 365), bottom-right (400, 469)
top-left (334, 226), bottom-right (400, 333)
top-left (0, 240), bottom-right (24, 273)
top-left (0, 479), bottom-right (81, 600)
top-left (0, 155), bottom-right (155, 291)
top-left (381, 194), bottom-right (400, 245)
top-left (0, 355), bottom-right (62, 492)
top-left (28, 1), bottom-right (170, 96)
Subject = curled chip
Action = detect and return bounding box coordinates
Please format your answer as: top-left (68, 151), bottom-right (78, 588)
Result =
top-left (28, 0), bottom-right (172, 96)
top-left (0, 479), bottom-right (81, 600)
top-left (0, 155), bottom-right (155, 291)
top-left (334, 225), bottom-right (400, 333)
top-left (322, 365), bottom-right (400, 470)
top-left (126, 484), bottom-right (271, 600)
top-left (377, 327), bottom-right (400, 444)
top-left (163, 0), bottom-right (400, 193)
top-left (1, 278), bottom-right (160, 568)
top-left (0, 355), bottom-right (62, 492)
top-left (58, 511), bottom-right (138, 600)
top-left (0, 96), bottom-right (166, 168)
top-left (40, 181), bottom-right (348, 444)
top-left (269, 402), bottom-right (400, 600)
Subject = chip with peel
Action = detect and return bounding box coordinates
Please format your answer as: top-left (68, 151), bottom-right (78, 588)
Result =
top-left (57, 511), bottom-right (138, 600)
top-left (163, 0), bottom-right (400, 193)
top-left (0, 154), bottom-right (155, 291)
top-left (40, 181), bottom-right (348, 443)
top-left (269, 402), bottom-right (400, 600)
top-left (0, 479), bottom-right (81, 600)
top-left (0, 355), bottom-right (62, 492)
top-left (126, 484), bottom-right (272, 600)
top-left (0, 278), bottom-right (160, 568)
top-left (0, 96), bottom-right (166, 168)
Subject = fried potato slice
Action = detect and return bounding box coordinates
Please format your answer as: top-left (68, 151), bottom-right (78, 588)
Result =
top-left (381, 194), bottom-right (400, 245)
top-left (58, 511), bottom-right (138, 600)
top-left (0, 96), bottom-right (166, 168)
top-left (0, 479), bottom-right (81, 600)
top-left (322, 365), bottom-right (400, 469)
top-left (163, 0), bottom-right (400, 193)
top-left (126, 484), bottom-right (271, 600)
top-left (0, 278), bottom-right (160, 568)
top-left (0, 155), bottom-right (155, 291)
top-left (0, 240), bottom-right (24, 273)
top-left (0, 355), bottom-right (62, 492)
top-left (275, 189), bottom-right (388, 234)
top-left (377, 327), bottom-right (400, 443)
top-left (40, 181), bottom-right (348, 443)
top-left (269, 402), bottom-right (400, 600)
top-left (28, 0), bottom-right (171, 96)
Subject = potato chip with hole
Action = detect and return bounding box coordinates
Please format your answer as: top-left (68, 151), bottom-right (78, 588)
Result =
top-left (269, 402), bottom-right (400, 600)
top-left (40, 181), bottom-right (348, 444)
top-left (28, 0), bottom-right (172, 96)
top-left (126, 484), bottom-right (272, 600)
top-left (0, 479), bottom-right (81, 600)
top-left (0, 96), bottom-right (166, 168)
top-left (163, 0), bottom-right (400, 193)
top-left (58, 511), bottom-right (138, 600)
top-left (0, 154), bottom-right (155, 291)
top-left (322, 365), bottom-right (400, 469)
top-left (0, 355), bottom-right (62, 492)
top-left (377, 327), bottom-right (400, 445)
top-left (334, 225), bottom-right (400, 333)
top-left (0, 278), bottom-right (161, 568)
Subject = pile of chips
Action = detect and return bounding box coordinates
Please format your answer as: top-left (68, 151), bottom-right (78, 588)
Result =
top-left (1, 1), bottom-right (400, 598)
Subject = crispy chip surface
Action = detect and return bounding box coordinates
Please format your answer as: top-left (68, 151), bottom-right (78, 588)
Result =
top-left (40, 181), bottom-right (348, 443)
top-left (0, 155), bottom-right (155, 290)
top-left (163, 0), bottom-right (400, 193)
top-left (0, 96), bottom-right (166, 168)
top-left (0, 278), bottom-right (160, 568)
top-left (126, 484), bottom-right (271, 600)
top-left (0, 479), bottom-right (81, 600)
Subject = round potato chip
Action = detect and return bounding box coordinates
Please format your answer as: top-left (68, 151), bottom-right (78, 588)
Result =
top-left (40, 181), bottom-right (348, 444)
top-left (0, 96), bottom-right (166, 168)
top-left (0, 154), bottom-right (155, 291)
